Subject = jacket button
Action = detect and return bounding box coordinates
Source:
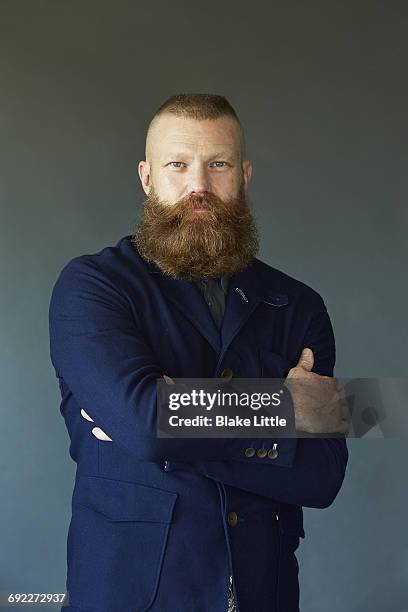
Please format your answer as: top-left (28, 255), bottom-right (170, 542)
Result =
top-left (227, 511), bottom-right (238, 527)
top-left (220, 368), bottom-right (233, 381)
top-left (257, 447), bottom-right (267, 458)
top-left (244, 447), bottom-right (255, 458)
top-left (268, 448), bottom-right (279, 460)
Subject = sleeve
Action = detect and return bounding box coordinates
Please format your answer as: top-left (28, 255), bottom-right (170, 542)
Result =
top-left (48, 256), bottom-right (296, 464)
top-left (165, 293), bottom-right (349, 509)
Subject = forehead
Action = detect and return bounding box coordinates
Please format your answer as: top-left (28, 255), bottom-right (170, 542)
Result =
top-left (149, 115), bottom-right (241, 158)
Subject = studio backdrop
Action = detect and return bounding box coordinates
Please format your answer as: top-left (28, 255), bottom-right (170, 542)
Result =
top-left (1, 2), bottom-right (407, 611)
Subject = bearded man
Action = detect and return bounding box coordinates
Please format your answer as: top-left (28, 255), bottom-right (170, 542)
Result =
top-left (49, 93), bottom-right (349, 612)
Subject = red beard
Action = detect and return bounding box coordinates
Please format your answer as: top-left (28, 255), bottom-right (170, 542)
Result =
top-left (131, 185), bottom-right (259, 281)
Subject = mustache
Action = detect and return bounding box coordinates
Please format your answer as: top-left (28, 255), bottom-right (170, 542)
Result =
top-left (144, 190), bottom-right (247, 225)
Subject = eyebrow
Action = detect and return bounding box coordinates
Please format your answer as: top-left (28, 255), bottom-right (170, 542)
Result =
top-left (163, 150), bottom-right (236, 161)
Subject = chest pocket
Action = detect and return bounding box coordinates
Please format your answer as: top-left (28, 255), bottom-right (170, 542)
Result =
top-left (69, 476), bottom-right (177, 611)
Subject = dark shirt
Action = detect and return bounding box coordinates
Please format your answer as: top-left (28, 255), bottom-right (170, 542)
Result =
top-left (194, 275), bottom-right (229, 330)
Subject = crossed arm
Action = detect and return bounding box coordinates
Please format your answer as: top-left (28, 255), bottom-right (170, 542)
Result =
top-left (49, 257), bottom-right (348, 509)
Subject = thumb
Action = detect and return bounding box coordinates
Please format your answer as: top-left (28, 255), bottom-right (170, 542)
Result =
top-left (296, 347), bottom-right (314, 371)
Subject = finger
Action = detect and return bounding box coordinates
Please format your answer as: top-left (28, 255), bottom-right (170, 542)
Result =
top-left (81, 408), bottom-right (94, 422)
top-left (333, 377), bottom-right (345, 393)
top-left (163, 374), bottom-right (175, 384)
top-left (333, 385), bottom-right (352, 420)
top-left (296, 347), bottom-right (314, 372)
top-left (339, 396), bottom-right (352, 421)
top-left (338, 419), bottom-right (351, 435)
top-left (92, 427), bottom-right (112, 442)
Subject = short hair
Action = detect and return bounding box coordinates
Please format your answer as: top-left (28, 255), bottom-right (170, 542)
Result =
top-left (145, 93), bottom-right (246, 161)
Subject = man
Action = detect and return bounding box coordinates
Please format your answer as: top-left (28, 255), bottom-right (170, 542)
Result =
top-left (49, 93), bottom-right (349, 612)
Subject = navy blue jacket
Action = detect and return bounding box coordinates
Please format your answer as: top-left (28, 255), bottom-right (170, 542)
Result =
top-left (48, 234), bottom-right (348, 612)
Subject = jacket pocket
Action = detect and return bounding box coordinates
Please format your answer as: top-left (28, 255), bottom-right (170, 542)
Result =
top-left (68, 476), bottom-right (177, 612)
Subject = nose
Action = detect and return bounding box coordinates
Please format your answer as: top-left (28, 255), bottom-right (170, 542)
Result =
top-left (188, 164), bottom-right (211, 194)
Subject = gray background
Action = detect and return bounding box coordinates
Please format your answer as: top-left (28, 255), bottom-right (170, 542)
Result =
top-left (1, 1), bottom-right (407, 610)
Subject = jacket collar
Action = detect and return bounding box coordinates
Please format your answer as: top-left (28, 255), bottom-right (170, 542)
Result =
top-left (124, 236), bottom-right (288, 356)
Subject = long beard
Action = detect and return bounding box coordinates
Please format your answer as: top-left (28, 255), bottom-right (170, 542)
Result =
top-left (131, 185), bottom-right (259, 281)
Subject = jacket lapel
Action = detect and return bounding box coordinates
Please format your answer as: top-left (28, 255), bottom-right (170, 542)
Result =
top-left (141, 258), bottom-right (221, 353)
top-left (130, 242), bottom-right (288, 357)
top-left (220, 260), bottom-right (266, 352)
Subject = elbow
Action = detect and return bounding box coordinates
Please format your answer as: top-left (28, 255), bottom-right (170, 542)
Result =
top-left (311, 462), bottom-right (348, 509)
top-left (312, 438), bottom-right (349, 508)
top-left (314, 482), bottom-right (344, 509)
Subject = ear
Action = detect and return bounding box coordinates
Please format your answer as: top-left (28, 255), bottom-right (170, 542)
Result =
top-left (138, 160), bottom-right (151, 195)
top-left (241, 160), bottom-right (253, 191)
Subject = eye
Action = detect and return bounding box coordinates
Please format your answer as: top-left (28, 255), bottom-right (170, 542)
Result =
top-left (210, 161), bottom-right (228, 168)
top-left (168, 162), bottom-right (186, 168)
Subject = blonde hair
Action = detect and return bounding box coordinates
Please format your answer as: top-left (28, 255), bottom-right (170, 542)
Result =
top-left (145, 93), bottom-right (246, 161)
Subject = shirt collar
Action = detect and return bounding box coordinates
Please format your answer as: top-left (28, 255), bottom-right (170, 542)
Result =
top-left (195, 275), bottom-right (229, 295)
top-left (135, 250), bottom-right (230, 295)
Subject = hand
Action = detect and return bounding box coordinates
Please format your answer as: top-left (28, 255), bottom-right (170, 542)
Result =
top-left (284, 348), bottom-right (350, 435)
top-left (81, 374), bottom-right (175, 441)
